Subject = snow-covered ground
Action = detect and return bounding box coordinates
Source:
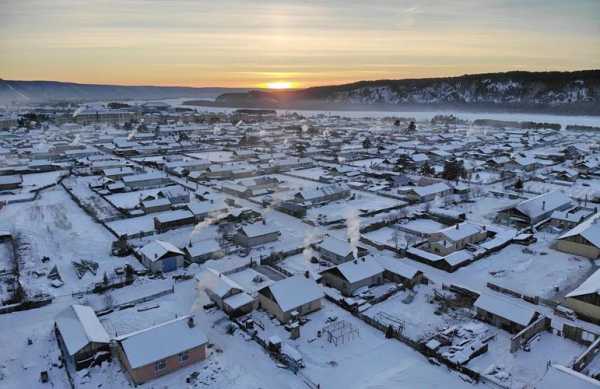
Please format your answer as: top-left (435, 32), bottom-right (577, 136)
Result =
top-left (2, 108), bottom-right (600, 388)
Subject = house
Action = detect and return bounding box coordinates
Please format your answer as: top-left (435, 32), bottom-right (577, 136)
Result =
top-left (138, 240), bottom-right (185, 272)
top-left (294, 184), bottom-right (350, 206)
top-left (320, 258), bottom-right (384, 296)
top-left (566, 268), bottom-right (600, 323)
top-left (318, 236), bottom-right (356, 264)
top-left (497, 191), bottom-right (572, 226)
top-left (102, 167), bottom-right (135, 180)
top-left (141, 197), bottom-right (171, 214)
top-left (203, 270), bottom-right (255, 316)
top-left (159, 186), bottom-right (190, 204)
top-left (153, 210), bottom-right (195, 233)
top-left (555, 214), bottom-right (600, 259)
top-left (116, 316), bottom-right (208, 385)
top-left (234, 223), bottom-right (280, 248)
top-left (474, 294), bottom-right (538, 333)
top-left (374, 256), bottom-right (424, 288)
top-left (403, 182), bottom-right (452, 202)
top-left (549, 208), bottom-right (596, 230)
top-left (187, 200), bottom-right (228, 222)
top-left (423, 222), bottom-right (487, 256)
top-left (54, 304), bottom-right (110, 371)
top-left (184, 239), bottom-right (224, 263)
top-left (257, 275), bottom-right (323, 323)
top-left (0, 174), bottom-right (22, 190)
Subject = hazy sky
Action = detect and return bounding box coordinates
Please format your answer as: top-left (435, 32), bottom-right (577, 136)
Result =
top-left (1, 0), bottom-right (599, 88)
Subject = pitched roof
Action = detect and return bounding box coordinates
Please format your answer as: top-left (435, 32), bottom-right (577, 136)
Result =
top-left (325, 258), bottom-right (384, 283)
top-left (239, 223), bottom-right (280, 238)
top-left (374, 256), bottom-right (421, 279)
top-left (436, 222), bottom-right (483, 242)
top-left (259, 276), bottom-right (323, 312)
top-left (514, 191), bottom-right (571, 220)
top-left (139, 240), bottom-right (184, 262)
top-left (118, 316), bottom-right (208, 369)
top-left (566, 268), bottom-right (600, 298)
top-left (319, 236), bottom-right (354, 257)
top-left (55, 304), bottom-right (110, 356)
top-left (559, 213), bottom-right (600, 248)
top-left (474, 294), bottom-right (537, 327)
top-left (412, 182), bottom-right (451, 197)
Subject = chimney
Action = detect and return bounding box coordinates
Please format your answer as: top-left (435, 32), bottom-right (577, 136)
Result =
top-left (542, 201), bottom-right (546, 210)
top-left (187, 316), bottom-right (195, 328)
top-left (456, 223), bottom-right (459, 230)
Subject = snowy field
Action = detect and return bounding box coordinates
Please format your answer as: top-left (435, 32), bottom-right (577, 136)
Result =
top-left (0, 187), bottom-right (136, 297)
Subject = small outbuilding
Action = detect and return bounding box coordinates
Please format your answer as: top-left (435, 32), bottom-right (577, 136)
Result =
top-left (139, 240), bottom-right (185, 273)
top-left (234, 223), bottom-right (280, 248)
top-left (474, 294), bottom-right (538, 333)
top-left (54, 304), bottom-right (110, 371)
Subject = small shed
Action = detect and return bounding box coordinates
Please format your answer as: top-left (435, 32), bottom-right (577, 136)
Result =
top-left (54, 304), bottom-right (110, 371)
top-left (474, 294), bottom-right (538, 333)
top-left (138, 240), bottom-right (185, 273)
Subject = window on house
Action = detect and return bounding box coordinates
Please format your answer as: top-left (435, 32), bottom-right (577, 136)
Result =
top-left (178, 351), bottom-right (189, 363)
top-left (155, 359), bottom-right (167, 372)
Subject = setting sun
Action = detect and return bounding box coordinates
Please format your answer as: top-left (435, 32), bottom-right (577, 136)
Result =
top-left (265, 81), bottom-right (296, 90)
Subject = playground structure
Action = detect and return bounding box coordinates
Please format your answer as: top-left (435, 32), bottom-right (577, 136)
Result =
top-left (323, 320), bottom-right (360, 346)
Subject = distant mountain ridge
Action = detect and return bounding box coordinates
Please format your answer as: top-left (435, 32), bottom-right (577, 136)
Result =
top-left (212, 70), bottom-right (600, 114)
top-left (0, 79), bottom-right (247, 104)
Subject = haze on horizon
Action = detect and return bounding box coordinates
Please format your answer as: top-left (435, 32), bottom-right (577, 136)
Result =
top-left (1, 0), bottom-right (599, 89)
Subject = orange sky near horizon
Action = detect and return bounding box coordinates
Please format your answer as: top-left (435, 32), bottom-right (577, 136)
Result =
top-left (1, 0), bottom-right (599, 89)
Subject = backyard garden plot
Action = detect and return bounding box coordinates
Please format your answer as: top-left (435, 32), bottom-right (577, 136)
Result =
top-left (21, 170), bottom-right (67, 189)
top-left (63, 176), bottom-right (121, 220)
top-left (468, 170), bottom-right (504, 184)
top-left (443, 232), bottom-right (592, 299)
top-left (524, 178), bottom-right (600, 200)
top-left (0, 240), bottom-right (16, 303)
top-left (451, 194), bottom-right (519, 224)
top-left (364, 284), bottom-right (469, 340)
top-left (1, 188), bottom-right (129, 296)
top-left (248, 300), bottom-right (474, 389)
top-left (279, 253), bottom-right (332, 278)
top-left (0, 301), bottom-right (73, 389)
top-left (305, 191), bottom-right (400, 225)
top-left (465, 325), bottom-right (585, 388)
top-left (186, 150), bottom-right (234, 162)
top-left (348, 158), bottom-right (385, 168)
top-left (287, 166), bottom-right (330, 181)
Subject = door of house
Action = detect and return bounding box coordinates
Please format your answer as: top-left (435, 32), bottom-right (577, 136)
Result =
top-left (162, 257), bottom-right (177, 272)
